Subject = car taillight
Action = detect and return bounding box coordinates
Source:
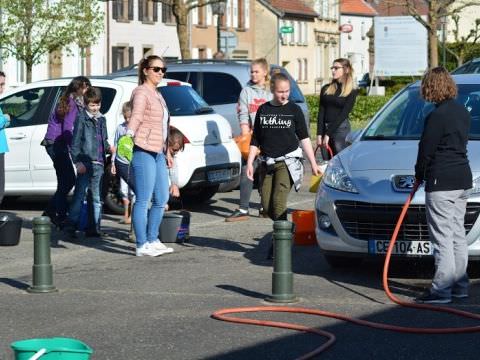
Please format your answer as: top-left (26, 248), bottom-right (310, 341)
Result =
top-left (167, 81), bottom-right (181, 86)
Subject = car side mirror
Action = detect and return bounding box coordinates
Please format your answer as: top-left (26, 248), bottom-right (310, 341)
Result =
top-left (346, 129), bottom-right (362, 146)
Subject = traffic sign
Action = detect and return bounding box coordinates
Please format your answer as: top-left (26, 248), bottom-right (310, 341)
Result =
top-left (280, 26), bottom-right (294, 34)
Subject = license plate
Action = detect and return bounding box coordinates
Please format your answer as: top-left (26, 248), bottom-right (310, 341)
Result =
top-left (368, 240), bottom-right (432, 256)
top-left (207, 169), bottom-right (231, 183)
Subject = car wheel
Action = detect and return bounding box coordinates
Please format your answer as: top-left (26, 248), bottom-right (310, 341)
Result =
top-left (181, 185), bottom-right (220, 204)
top-left (102, 163), bottom-right (124, 215)
top-left (324, 254), bottom-right (363, 268)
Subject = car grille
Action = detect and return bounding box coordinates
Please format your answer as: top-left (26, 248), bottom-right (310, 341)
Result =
top-left (334, 201), bottom-right (480, 241)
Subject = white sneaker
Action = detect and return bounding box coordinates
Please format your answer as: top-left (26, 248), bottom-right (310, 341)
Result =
top-left (136, 243), bottom-right (164, 257)
top-left (150, 239), bottom-right (174, 254)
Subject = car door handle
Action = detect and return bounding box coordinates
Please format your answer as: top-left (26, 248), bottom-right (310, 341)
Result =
top-left (9, 133), bottom-right (27, 140)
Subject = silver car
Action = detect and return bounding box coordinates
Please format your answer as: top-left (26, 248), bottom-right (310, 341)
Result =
top-left (315, 74), bottom-right (480, 267)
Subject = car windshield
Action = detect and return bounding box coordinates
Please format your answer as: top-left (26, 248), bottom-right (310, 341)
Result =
top-left (362, 84), bottom-right (480, 140)
top-left (158, 85), bottom-right (212, 116)
top-left (451, 61), bottom-right (480, 74)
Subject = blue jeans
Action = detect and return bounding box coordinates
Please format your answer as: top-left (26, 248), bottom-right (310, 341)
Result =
top-left (68, 162), bottom-right (104, 232)
top-left (131, 147), bottom-right (169, 247)
top-left (45, 142), bottom-right (76, 221)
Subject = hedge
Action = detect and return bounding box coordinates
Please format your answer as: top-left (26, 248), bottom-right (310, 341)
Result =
top-left (306, 93), bottom-right (393, 134)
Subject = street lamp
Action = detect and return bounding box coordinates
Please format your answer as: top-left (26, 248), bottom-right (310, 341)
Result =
top-left (211, 0), bottom-right (227, 55)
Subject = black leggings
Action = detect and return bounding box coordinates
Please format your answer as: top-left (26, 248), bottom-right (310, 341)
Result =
top-left (328, 121), bottom-right (351, 156)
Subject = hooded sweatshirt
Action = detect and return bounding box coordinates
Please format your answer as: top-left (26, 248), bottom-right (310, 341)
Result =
top-left (237, 81), bottom-right (273, 128)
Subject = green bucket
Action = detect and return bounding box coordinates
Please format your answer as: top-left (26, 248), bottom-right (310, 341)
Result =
top-left (11, 337), bottom-right (93, 360)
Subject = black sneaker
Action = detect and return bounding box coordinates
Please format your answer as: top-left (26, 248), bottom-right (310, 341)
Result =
top-left (225, 209), bottom-right (249, 222)
top-left (415, 292), bottom-right (451, 304)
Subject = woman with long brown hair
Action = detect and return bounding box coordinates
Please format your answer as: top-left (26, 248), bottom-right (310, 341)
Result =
top-left (42, 76), bottom-right (91, 227)
top-left (316, 58), bottom-right (357, 155)
top-left (414, 67), bottom-right (472, 304)
top-left (124, 55), bottom-right (174, 257)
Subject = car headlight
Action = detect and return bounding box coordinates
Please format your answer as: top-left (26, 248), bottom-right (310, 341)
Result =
top-left (323, 157), bottom-right (359, 193)
top-left (471, 176), bottom-right (480, 195)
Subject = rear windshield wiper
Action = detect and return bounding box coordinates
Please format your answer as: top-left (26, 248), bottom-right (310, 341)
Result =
top-left (195, 106), bottom-right (214, 114)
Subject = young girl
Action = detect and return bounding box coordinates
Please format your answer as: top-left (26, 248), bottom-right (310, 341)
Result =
top-left (317, 58), bottom-right (357, 155)
top-left (42, 76), bottom-right (91, 226)
top-left (247, 73), bottom-right (320, 256)
top-left (226, 58), bottom-right (273, 222)
top-left (112, 102), bottom-right (134, 224)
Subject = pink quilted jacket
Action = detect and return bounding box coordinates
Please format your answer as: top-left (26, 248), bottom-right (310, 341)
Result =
top-left (128, 84), bottom-right (168, 153)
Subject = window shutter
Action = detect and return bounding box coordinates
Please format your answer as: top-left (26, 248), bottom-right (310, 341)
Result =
top-left (244, 0), bottom-right (249, 29)
top-left (111, 47), bottom-right (118, 72)
top-left (153, 1), bottom-right (158, 22)
top-left (226, 0), bottom-right (232, 27)
top-left (206, 3), bottom-right (212, 26)
top-left (233, 0), bottom-right (238, 28)
top-left (128, 0), bottom-right (133, 20)
top-left (138, 0), bottom-right (144, 21)
top-left (112, 0), bottom-right (118, 20)
top-left (191, 7), bottom-right (198, 25)
top-left (129, 47), bottom-right (134, 66)
top-left (162, 3), bottom-right (167, 23)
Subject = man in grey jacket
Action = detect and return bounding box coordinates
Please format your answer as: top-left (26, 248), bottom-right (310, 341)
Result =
top-left (226, 59), bottom-right (272, 222)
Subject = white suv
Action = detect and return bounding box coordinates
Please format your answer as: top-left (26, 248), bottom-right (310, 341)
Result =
top-left (0, 77), bottom-right (241, 213)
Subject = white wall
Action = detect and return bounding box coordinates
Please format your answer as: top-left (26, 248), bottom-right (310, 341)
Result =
top-left (340, 14), bottom-right (373, 81)
top-left (109, 2), bottom-right (180, 63)
top-left (0, 2), bottom-right (181, 90)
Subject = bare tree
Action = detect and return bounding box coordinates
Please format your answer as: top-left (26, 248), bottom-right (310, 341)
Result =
top-left (445, 15), bottom-right (480, 66)
top-left (385, 0), bottom-right (480, 67)
top-left (156, 0), bottom-right (226, 59)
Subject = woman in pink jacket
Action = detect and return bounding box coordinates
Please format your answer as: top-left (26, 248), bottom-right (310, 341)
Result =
top-left (126, 55), bottom-right (174, 257)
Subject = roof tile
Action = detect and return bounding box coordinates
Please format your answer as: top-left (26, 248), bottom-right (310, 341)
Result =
top-left (270, 0), bottom-right (318, 17)
top-left (341, 0), bottom-right (378, 16)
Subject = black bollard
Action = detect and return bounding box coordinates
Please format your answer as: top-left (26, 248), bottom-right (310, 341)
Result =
top-left (27, 216), bottom-right (57, 293)
top-left (265, 220), bottom-right (298, 303)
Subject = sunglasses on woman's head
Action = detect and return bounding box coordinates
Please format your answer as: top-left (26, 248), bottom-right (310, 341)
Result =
top-left (148, 66), bottom-right (167, 73)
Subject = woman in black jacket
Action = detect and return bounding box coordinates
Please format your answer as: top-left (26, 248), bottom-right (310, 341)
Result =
top-left (415, 67), bottom-right (472, 304)
top-left (316, 58), bottom-right (358, 155)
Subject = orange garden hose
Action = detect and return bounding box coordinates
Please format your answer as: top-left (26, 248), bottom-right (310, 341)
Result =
top-left (211, 183), bottom-right (480, 359)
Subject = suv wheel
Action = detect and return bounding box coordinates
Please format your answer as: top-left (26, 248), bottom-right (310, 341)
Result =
top-left (103, 163), bottom-right (124, 215)
top-left (181, 185), bottom-right (219, 204)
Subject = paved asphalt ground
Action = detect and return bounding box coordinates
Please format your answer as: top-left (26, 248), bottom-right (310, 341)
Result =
top-left (1, 186), bottom-right (480, 360)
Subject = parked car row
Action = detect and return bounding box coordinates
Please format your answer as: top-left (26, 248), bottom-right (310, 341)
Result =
top-left (1, 60), bottom-right (308, 214)
top-left (0, 76), bottom-right (242, 214)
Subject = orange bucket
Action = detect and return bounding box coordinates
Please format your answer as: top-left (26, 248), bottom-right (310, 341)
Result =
top-left (292, 210), bottom-right (317, 246)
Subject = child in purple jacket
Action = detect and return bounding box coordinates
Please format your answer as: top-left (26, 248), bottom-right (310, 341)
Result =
top-left (42, 76), bottom-right (91, 227)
